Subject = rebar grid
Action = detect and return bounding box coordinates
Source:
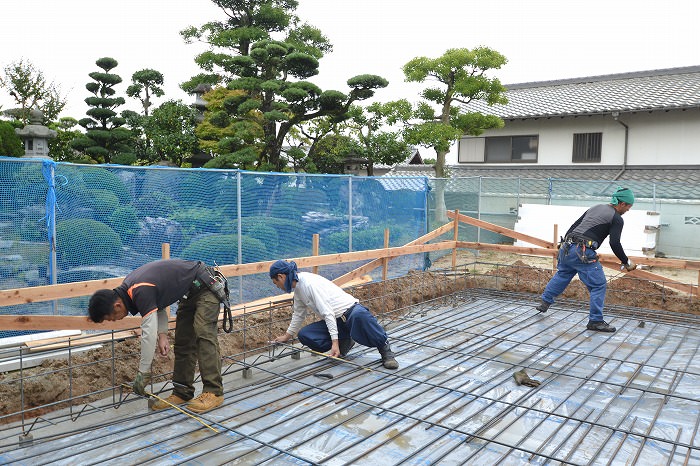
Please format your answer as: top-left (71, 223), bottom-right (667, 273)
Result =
top-left (2, 287), bottom-right (700, 465)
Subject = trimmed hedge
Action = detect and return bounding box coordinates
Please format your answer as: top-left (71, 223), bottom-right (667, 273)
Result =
top-left (56, 219), bottom-right (122, 267)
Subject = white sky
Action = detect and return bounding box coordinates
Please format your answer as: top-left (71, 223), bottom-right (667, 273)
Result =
top-left (1, 0), bottom-right (699, 160)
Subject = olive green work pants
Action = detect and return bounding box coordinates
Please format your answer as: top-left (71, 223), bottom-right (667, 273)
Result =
top-left (172, 289), bottom-right (223, 399)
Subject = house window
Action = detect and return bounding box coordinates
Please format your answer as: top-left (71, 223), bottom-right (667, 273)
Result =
top-left (572, 133), bottom-right (602, 162)
top-left (484, 136), bottom-right (538, 163)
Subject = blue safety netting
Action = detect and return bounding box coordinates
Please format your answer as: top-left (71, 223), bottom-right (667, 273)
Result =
top-left (0, 158), bottom-right (429, 330)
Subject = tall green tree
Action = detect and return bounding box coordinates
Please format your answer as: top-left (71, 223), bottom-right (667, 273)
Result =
top-left (72, 57), bottom-right (134, 164)
top-left (402, 47), bottom-right (508, 178)
top-left (143, 100), bottom-right (200, 166)
top-left (345, 101), bottom-right (413, 176)
top-left (0, 59), bottom-right (66, 124)
top-left (402, 47), bottom-right (508, 221)
top-left (126, 69), bottom-right (165, 116)
top-left (217, 39), bottom-right (387, 170)
top-left (180, 0), bottom-right (327, 91)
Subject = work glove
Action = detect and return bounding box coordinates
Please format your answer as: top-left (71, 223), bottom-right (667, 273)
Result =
top-left (133, 371), bottom-right (151, 396)
top-left (513, 368), bottom-right (541, 388)
top-left (623, 260), bottom-right (637, 272)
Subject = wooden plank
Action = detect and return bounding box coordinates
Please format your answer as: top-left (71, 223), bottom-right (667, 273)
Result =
top-left (599, 260), bottom-right (699, 296)
top-left (0, 275), bottom-right (373, 332)
top-left (448, 210), bottom-right (554, 249)
top-left (25, 330), bottom-right (137, 352)
top-left (333, 223), bottom-right (456, 286)
top-left (0, 240), bottom-right (455, 308)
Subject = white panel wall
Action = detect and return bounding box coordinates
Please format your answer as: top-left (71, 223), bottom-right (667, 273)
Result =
top-left (458, 110), bottom-right (700, 166)
top-left (514, 203), bottom-right (660, 258)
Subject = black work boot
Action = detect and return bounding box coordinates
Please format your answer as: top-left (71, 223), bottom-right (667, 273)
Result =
top-left (535, 300), bottom-right (550, 313)
top-left (586, 320), bottom-right (616, 332)
top-left (378, 343), bottom-right (399, 369)
top-left (339, 338), bottom-right (355, 357)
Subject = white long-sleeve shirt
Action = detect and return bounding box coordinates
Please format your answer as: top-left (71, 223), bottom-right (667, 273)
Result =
top-left (287, 272), bottom-right (357, 339)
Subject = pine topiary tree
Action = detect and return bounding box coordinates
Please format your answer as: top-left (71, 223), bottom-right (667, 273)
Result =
top-left (71, 57), bottom-right (135, 164)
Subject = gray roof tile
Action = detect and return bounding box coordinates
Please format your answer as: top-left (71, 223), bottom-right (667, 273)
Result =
top-left (385, 166), bottom-right (700, 200)
top-left (465, 66), bottom-right (700, 119)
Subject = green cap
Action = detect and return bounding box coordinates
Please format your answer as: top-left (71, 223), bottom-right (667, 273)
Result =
top-left (611, 187), bottom-right (634, 205)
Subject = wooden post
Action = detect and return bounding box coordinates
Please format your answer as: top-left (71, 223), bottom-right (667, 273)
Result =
top-left (312, 234), bottom-right (319, 275)
top-left (552, 225), bottom-right (558, 271)
top-left (452, 209), bottom-right (459, 270)
top-left (382, 229), bottom-right (390, 281)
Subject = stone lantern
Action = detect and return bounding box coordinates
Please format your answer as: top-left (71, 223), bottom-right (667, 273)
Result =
top-left (15, 109), bottom-right (57, 159)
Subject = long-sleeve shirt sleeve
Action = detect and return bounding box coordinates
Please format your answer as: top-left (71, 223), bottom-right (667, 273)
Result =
top-left (286, 272), bottom-right (357, 339)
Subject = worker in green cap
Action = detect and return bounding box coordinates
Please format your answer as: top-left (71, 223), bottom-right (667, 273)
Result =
top-left (535, 187), bottom-right (637, 332)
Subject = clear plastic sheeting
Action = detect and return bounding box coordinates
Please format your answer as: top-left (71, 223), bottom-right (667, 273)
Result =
top-left (1, 289), bottom-right (700, 465)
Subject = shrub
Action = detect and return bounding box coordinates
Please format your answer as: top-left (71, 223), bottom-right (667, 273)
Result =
top-left (170, 208), bottom-right (222, 236)
top-left (83, 189), bottom-right (120, 222)
top-left (108, 205), bottom-right (140, 244)
top-left (133, 191), bottom-right (177, 218)
top-left (56, 219), bottom-right (122, 267)
top-left (81, 167), bottom-right (130, 203)
top-left (323, 226), bottom-right (388, 254)
top-left (180, 234), bottom-right (267, 265)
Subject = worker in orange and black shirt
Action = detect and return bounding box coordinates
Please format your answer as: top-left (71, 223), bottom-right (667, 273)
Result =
top-left (88, 259), bottom-right (225, 413)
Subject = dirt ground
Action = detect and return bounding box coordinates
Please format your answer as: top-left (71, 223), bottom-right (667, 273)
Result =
top-left (1, 251), bottom-right (698, 424)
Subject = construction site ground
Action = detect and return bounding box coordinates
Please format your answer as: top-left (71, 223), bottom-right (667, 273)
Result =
top-left (1, 251), bottom-right (700, 465)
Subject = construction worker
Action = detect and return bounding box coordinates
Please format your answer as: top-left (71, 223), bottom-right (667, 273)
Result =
top-left (269, 260), bottom-right (399, 369)
top-left (88, 259), bottom-right (227, 413)
top-left (535, 187), bottom-right (638, 332)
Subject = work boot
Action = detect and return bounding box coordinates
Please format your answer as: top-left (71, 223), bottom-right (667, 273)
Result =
top-left (535, 300), bottom-right (550, 313)
top-left (187, 392), bottom-right (224, 413)
top-left (586, 320), bottom-right (616, 332)
top-left (378, 343), bottom-right (399, 369)
top-left (339, 338), bottom-right (355, 357)
top-left (151, 394), bottom-right (188, 411)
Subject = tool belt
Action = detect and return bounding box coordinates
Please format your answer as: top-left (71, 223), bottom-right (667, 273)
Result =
top-left (565, 235), bottom-right (599, 250)
top-left (563, 236), bottom-right (599, 263)
top-left (340, 303), bottom-right (359, 323)
top-left (186, 263), bottom-right (233, 333)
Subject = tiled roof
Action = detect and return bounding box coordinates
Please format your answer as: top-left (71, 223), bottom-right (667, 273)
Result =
top-left (464, 66), bottom-right (700, 119)
top-left (386, 165), bottom-right (700, 200)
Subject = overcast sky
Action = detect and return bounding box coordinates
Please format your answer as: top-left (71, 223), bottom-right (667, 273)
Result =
top-left (2, 0), bottom-right (699, 123)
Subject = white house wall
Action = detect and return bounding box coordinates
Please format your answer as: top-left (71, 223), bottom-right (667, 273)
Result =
top-left (458, 110), bottom-right (700, 166)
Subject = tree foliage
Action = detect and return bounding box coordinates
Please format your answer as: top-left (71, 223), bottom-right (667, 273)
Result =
top-left (215, 38), bottom-right (388, 170)
top-left (402, 47), bottom-right (508, 178)
top-left (48, 117), bottom-right (87, 162)
top-left (71, 57), bottom-right (134, 164)
top-left (0, 59), bottom-right (66, 124)
top-left (180, 0), bottom-right (305, 92)
top-left (344, 101), bottom-right (413, 175)
top-left (184, 0), bottom-right (387, 171)
top-left (143, 100), bottom-right (200, 166)
top-left (0, 120), bottom-right (23, 157)
top-left (126, 69), bottom-right (165, 116)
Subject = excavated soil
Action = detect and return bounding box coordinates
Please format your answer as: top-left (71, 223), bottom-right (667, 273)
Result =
top-left (1, 254), bottom-right (698, 423)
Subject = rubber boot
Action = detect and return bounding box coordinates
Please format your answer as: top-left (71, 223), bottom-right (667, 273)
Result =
top-left (339, 338), bottom-right (355, 357)
top-left (378, 343), bottom-right (399, 369)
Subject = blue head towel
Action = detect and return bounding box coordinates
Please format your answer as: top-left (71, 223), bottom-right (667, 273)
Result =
top-left (269, 260), bottom-right (298, 293)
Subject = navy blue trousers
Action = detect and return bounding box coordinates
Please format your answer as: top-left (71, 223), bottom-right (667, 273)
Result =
top-left (297, 304), bottom-right (388, 352)
top-left (541, 243), bottom-right (607, 322)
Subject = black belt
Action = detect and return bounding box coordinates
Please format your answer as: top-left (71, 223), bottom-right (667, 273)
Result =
top-left (340, 303), bottom-right (359, 323)
top-left (566, 236), bottom-right (598, 250)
